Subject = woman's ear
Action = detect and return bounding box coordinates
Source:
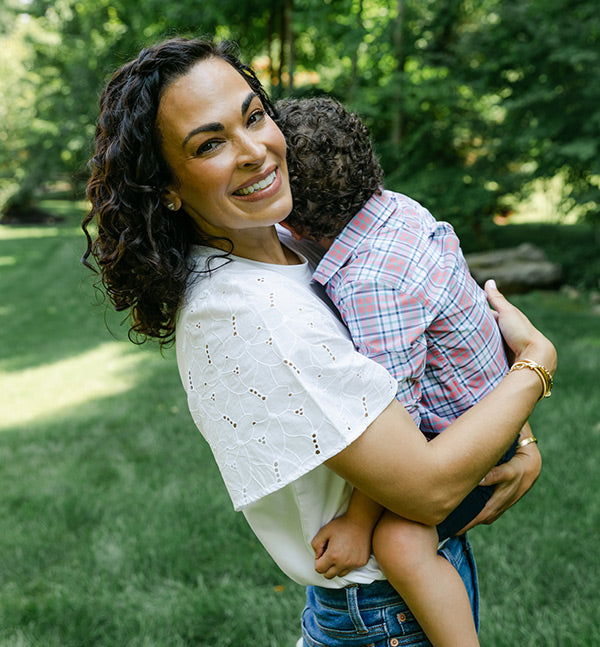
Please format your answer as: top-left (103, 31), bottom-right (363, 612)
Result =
top-left (163, 189), bottom-right (181, 212)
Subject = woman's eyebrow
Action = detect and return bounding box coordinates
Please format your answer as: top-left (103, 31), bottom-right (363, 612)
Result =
top-left (182, 92), bottom-right (259, 149)
top-left (182, 122), bottom-right (223, 149)
top-left (241, 91), bottom-right (258, 117)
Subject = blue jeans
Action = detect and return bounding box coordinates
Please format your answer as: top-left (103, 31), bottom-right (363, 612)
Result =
top-left (301, 535), bottom-right (478, 646)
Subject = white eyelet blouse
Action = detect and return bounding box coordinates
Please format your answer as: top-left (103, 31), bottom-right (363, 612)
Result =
top-left (176, 244), bottom-right (396, 586)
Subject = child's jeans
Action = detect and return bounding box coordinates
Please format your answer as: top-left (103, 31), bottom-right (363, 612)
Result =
top-left (301, 535), bottom-right (478, 646)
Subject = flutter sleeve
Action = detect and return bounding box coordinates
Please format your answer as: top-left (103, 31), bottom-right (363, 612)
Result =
top-left (176, 262), bottom-right (397, 511)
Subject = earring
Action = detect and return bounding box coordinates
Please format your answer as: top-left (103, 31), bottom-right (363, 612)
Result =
top-left (167, 202), bottom-right (176, 211)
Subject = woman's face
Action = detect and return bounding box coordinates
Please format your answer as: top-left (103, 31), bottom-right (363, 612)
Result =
top-left (157, 57), bottom-right (292, 243)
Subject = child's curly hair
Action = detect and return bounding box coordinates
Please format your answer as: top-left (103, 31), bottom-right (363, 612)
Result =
top-left (275, 97), bottom-right (384, 240)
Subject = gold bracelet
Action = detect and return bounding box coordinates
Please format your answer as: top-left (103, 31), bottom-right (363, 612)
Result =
top-left (508, 359), bottom-right (554, 401)
top-left (517, 436), bottom-right (538, 449)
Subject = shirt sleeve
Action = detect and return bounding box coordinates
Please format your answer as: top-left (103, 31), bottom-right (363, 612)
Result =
top-left (176, 267), bottom-right (397, 511)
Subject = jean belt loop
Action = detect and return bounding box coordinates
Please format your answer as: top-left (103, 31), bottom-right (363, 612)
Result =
top-left (345, 584), bottom-right (369, 634)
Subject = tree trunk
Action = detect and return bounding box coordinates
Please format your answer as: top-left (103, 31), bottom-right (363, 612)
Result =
top-left (287, 0), bottom-right (295, 92)
top-left (279, 1), bottom-right (286, 94)
top-left (391, 0), bottom-right (405, 146)
top-left (347, 0), bottom-right (364, 103)
top-left (267, 11), bottom-right (275, 88)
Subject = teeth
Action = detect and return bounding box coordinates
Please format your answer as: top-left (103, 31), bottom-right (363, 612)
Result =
top-left (235, 170), bottom-right (276, 195)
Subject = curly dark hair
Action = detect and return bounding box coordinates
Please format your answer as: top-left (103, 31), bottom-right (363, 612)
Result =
top-left (83, 37), bottom-right (274, 346)
top-left (275, 97), bottom-right (384, 240)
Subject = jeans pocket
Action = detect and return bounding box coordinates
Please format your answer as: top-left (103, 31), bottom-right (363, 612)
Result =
top-left (302, 604), bottom-right (377, 647)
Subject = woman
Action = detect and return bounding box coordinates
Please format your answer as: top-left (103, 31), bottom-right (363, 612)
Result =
top-left (83, 38), bottom-right (555, 646)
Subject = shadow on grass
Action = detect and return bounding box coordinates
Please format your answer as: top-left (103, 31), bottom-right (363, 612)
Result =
top-left (0, 344), bottom-right (306, 646)
top-left (0, 223), bottom-right (155, 373)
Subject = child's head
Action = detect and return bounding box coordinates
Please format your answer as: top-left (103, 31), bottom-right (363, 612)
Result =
top-left (276, 97), bottom-right (383, 240)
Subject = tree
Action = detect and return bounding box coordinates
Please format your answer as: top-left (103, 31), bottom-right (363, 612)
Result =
top-left (465, 0), bottom-right (600, 224)
top-left (0, 12), bottom-right (40, 217)
top-left (2, 0), bottom-right (597, 235)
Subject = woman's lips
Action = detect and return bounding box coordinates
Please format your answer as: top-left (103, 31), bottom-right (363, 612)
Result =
top-left (232, 168), bottom-right (282, 202)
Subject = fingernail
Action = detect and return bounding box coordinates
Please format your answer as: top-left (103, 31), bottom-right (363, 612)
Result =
top-left (488, 279), bottom-right (497, 290)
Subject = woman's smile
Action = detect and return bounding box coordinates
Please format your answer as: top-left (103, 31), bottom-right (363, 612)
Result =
top-left (232, 167), bottom-right (279, 198)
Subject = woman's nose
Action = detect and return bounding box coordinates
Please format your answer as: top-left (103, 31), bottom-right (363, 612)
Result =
top-left (236, 132), bottom-right (266, 167)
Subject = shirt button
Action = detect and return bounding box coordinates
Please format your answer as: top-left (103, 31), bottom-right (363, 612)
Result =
top-left (397, 612), bottom-right (407, 622)
top-left (390, 639), bottom-right (400, 647)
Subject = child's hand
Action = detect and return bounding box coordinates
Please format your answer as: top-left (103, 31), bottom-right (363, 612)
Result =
top-left (311, 515), bottom-right (373, 579)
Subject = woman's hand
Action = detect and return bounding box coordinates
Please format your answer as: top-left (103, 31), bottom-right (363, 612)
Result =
top-left (485, 280), bottom-right (557, 375)
top-left (458, 425), bottom-right (542, 532)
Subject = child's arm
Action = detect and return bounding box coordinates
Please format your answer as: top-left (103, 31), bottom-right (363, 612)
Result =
top-left (311, 489), bottom-right (384, 579)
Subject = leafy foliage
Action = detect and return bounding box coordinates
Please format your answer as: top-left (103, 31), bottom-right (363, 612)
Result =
top-left (1, 0), bottom-right (599, 233)
top-left (464, 0), bottom-right (600, 224)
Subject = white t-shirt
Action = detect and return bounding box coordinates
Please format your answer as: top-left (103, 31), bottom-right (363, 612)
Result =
top-left (176, 244), bottom-right (397, 587)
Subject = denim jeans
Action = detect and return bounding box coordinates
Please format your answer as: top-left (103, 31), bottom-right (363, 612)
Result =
top-left (301, 535), bottom-right (478, 646)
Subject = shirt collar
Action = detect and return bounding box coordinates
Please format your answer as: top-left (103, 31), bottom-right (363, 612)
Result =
top-left (313, 189), bottom-right (397, 285)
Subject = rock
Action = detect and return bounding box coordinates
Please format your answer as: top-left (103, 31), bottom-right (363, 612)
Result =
top-left (561, 285), bottom-right (581, 300)
top-left (465, 243), bottom-right (562, 294)
top-left (589, 291), bottom-right (600, 305)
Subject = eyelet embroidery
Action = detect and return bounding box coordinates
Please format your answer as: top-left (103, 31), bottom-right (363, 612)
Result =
top-left (321, 344), bottom-right (336, 361)
top-left (362, 396), bottom-right (369, 417)
top-left (249, 388), bottom-right (267, 401)
top-left (283, 359), bottom-right (300, 374)
top-left (312, 433), bottom-right (321, 455)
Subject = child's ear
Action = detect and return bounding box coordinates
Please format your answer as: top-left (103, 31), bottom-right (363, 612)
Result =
top-left (279, 221), bottom-right (304, 241)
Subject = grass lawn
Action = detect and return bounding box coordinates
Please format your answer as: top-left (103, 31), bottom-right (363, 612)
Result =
top-left (1, 206), bottom-right (599, 646)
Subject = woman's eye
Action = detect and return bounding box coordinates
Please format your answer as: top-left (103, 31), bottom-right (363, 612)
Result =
top-left (247, 109), bottom-right (265, 126)
top-left (196, 140), bottom-right (221, 156)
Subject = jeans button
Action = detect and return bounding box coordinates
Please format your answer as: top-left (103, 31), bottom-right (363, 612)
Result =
top-left (390, 639), bottom-right (400, 646)
top-left (397, 612), bottom-right (407, 622)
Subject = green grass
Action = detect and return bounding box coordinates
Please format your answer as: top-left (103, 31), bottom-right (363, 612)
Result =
top-left (1, 206), bottom-right (599, 645)
top-left (471, 290), bottom-right (600, 646)
top-left (0, 213), bottom-right (305, 646)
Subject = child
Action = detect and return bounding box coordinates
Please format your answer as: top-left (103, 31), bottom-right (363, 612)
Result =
top-left (276, 97), bottom-right (538, 647)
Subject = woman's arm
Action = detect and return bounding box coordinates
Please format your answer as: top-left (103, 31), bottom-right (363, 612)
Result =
top-left (326, 281), bottom-right (556, 526)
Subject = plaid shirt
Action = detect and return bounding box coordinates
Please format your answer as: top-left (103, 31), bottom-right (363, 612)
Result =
top-left (312, 190), bottom-right (509, 434)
